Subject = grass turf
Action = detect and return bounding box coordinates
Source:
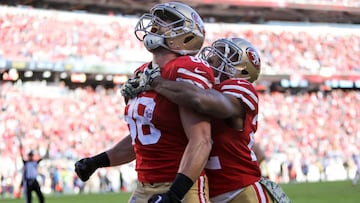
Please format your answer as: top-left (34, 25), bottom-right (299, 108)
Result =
top-left (2, 180), bottom-right (359, 203)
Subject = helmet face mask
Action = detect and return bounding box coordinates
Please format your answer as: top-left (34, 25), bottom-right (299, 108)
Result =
top-left (134, 2), bottom-right (205, 56)
top-left (199, 38), bottom-right (261, 84)
top-left (135, 12), bottom-right (185, 41)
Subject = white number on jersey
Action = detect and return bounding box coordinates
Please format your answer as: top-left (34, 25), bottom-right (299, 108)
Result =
top-left (125, 97), bottom-right (161, 145)
top-left (189, 56), bottom-right (210, 68)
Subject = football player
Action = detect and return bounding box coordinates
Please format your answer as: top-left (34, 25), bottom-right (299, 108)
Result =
top-left (75, 2), bottom-right (213, 203)
top-left (126, 38), bottom-right (291, 203)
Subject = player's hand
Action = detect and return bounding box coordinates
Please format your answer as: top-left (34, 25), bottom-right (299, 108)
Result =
top-left (148, 190), bottom-right (181, 203)
top-left (74, 158), bottom-right (98, 182)
top-left (143, 64), bottom-right (161, 87)
top-left (120, 64), bottom-right (160, 99)
top-left (120, 77), bottom-right (144, 99)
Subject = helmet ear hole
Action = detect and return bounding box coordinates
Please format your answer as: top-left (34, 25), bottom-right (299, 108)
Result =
top-left (241, 70), bottom-right (249, 74)
top-left (184, 36), bottom-right (194, 43)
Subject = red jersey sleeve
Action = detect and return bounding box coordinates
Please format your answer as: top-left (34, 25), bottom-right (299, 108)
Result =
top-left (164, 56), bottom-right (214, 90)
top-left (216, 78), bottom-right (258, 112)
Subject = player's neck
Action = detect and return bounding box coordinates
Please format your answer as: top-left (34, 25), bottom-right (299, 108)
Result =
top-left (152, 50), bottom-right (178, 68)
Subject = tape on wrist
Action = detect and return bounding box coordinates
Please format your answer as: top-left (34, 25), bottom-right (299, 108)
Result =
top-left (91, 152), bottom-right (110, 168)
top-left (169, 173), bottom-right (194, 200)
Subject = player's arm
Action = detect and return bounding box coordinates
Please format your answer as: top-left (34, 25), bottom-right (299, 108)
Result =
top-left (178, 107), bottom-right (212, 180)
top-left (106, 135), bottom-right (136, 166)
top-left (74, 135), bottom-right (135, 181)
top-left (253, 143), bottom-right (266, 164)
top-left (39, 141), bottom-right (51, 162)
top-left (152, 77), bottom-right (242, 118)
top-left (149, 107), bottom-right (212, 203)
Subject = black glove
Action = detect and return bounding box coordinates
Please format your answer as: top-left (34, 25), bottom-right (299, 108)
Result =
top-left (148, 190), bottom-right (181, 203)
top-left (74, 158), bottom-right (97, 182)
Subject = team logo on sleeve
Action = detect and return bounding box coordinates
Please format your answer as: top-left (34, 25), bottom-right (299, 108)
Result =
top-left (194, 67), bottom-right (206, 74)
top-left (246, 47), bottom-right (261, 70)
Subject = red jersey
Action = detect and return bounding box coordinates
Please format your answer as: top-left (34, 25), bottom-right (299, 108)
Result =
top-left (205, 78), bottom-right (261, 197)
top-left (124, 56), bottom-right (214, 183)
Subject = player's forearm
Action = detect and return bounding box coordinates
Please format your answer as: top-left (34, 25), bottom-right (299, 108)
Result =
top-left (178, 107), bottom-right (212, 181)
top-left (152, 77), bottom-right (203, 109)
top-left (178, 135), bottom-right (212, 181)
top-left (152, 77), bottom-right (237, 118)
top-left (253, 143), bottom-right (266, 164)
top-left (106, 135), bottom-right (136, 166)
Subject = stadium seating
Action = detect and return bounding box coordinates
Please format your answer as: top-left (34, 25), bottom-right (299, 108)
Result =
top-left (1, 6), bottom-right (359, 75)
top-left (0, 4), bottom-right (359, 198)
top-left (1, 81), bottom-right (359, 195)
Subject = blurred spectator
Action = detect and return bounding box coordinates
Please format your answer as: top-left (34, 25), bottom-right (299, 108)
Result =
top-left (0, 4), bottom-right (360, 197)
top-left (352, 153), bottom-right (360, 186)
top-left (73, 174), bottom-right (85, 194)
top-left (50, 167), bottom-right (62, 194)
top-left (1, 81), bottom-right (359, 189)
top-left (0, 6), bottom-right (359, 75)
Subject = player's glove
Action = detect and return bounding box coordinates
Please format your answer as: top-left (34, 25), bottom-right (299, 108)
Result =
top-left (148, 190), bottom-right (181, 203)
top-left (120, 63), bottom-right (161, 99)
top-left (74, 158), bottom-right (97, 182)
top-left (143, 63), bottom-right (161, 87)
top-left (120, 77), bottom-right (143, 99)
top-left (74, 152), bottom-right (110, 182)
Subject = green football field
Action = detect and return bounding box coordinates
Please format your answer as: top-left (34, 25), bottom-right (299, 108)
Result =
top-left (2, 180), bottom-right (359, 203)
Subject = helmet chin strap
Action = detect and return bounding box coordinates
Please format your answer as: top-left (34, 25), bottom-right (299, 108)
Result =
top-left (144, 34), bottom-right (165, 51)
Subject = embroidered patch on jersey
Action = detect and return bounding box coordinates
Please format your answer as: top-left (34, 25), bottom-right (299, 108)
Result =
top-left (144, 108), bottom-right (153, 120)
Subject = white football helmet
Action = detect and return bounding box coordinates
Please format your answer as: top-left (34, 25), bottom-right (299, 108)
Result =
top-left (199, 38), bottom-right (261, 83)
top-left (134, 2), bottom-right (205, 56)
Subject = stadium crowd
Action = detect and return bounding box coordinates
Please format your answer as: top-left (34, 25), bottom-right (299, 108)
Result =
top-left (1, 6), bottom-right (360, 75)
top-left (0, 81), bottom-right (134, 198)
top-left (1, 81), bottom-right (359, 198)
top-left (0, 4), bottom-right (360, 199)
